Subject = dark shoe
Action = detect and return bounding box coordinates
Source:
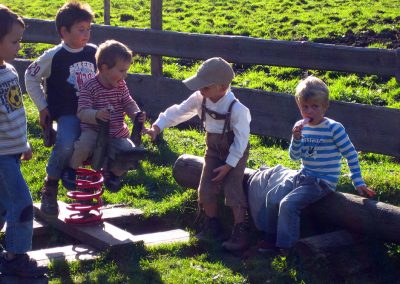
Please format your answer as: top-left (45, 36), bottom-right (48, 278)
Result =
top-left (40, 183), bottom-right (59, 218)
top-left (256, 240), bottom-right (277, 253)
top-left (195, 216), bottom-right (226, 241)
top-left (0, 253), bottom-right (48, 278)
top-left (61, 167), bottom-right (76, 190)
top-left (104, 171), bottom-right (122, 192)
top-left (277, 248), bottom-right (290, 257)
top-left (222, 222), bottom-right (250, 251)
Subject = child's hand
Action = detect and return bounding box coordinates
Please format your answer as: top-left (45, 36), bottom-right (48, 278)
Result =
top-left (292, 124), bottom-right (303, 140)
top-left (96, 108), bottom-right (110, 122)
top-left (211, 164), bottom-right (232, 182)
top-left (136, 111), bottom-right (146, 123)
top-left (356, 185), bottom-right (376, 198)
top-left (39, 108), bottom-right (50, 129)
top-left (21, 145), bottom-right (33, 161)
top-left (144, 125), bottom-right (160, 141)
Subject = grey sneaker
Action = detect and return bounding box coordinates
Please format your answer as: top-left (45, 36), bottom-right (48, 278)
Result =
top-left (0, 253), bottom-right (48, 278)
top-left (222, 222), bottom-right (250, 251)
top-left (40, 184), bottom-right (59, 218)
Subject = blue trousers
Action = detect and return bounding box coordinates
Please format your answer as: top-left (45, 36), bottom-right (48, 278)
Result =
top-left (46, 115), bottom-right (80, 179)
top-left (265, 172), bottom-right (331, 248)
top-left (0, 154), bottom-right (33, 253)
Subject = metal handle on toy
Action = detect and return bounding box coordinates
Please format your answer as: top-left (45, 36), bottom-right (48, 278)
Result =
top-left (92, 120), bottom-right (109, 171)
top-left (131, 111), bottom-right (144, 147)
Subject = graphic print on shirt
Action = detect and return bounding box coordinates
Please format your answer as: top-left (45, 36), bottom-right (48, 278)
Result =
top-left (303, 137), bottom-right (322, 158)
top-left (67, 61), bottom-right (96, 91)
top-left (0, 77), bottom-right (22, 113)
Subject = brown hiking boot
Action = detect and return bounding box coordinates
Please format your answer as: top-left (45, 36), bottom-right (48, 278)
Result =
top-left (195, 216), bottom-right (226, 242)
top-left (40, 183), bottom-right (59, 218)
top-left (222, 222), bottom-right (250, 251)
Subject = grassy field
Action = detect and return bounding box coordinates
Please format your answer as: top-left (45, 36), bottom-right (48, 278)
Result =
top-left (3, 0), bottom-right (400, 283)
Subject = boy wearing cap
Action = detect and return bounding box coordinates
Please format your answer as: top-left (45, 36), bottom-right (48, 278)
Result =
top-left (145, 57), bottom-right (251, 251)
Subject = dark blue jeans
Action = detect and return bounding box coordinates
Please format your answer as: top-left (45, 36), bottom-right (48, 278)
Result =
top-left (0, 154), bottom-right (33, 253)
top-left (265, 172), bottom-right (331, 248)
top-left (46, 115), bottom-right (80, 179)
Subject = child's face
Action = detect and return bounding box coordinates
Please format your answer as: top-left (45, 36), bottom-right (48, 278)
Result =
top-left (199, 84), bottom-right (227, 103)
top-left (0, 23), bottom-right (24, 65)
top-left (61, 20), bottom-right (91, 49)
top-left (297, 97), bottom-right (328, 125)
top-left (98, 58), bottom-right (131, 88)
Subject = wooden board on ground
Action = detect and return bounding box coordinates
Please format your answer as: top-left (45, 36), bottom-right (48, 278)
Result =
top-left (2, 219), bottom-right (48, 236)
top-left (137, 229), bottom-right (190, 246)
top-left (28, 244), bottom-right (99, 266)
top-left (0, 275), bottom-right (48, 284)
top-left (33, 202), bottom-right (189, 251)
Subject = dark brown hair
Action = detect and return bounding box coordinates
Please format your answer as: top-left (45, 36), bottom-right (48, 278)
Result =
top-left (0, 5), bottom-right (25, 42)
top-left (55, 1), bottom-right (94, 37)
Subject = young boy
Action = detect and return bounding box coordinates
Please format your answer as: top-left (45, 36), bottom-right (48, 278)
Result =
top-left (262, 76), bottom-right (376, 254)
top-left (0, 5), bottom-right (47, 277)
top-left (63, 39), bottom-right (145, 192)
top-left (145, 57), bottom-right (251, 251)
top-left (25, 1), bottom-right (97, 217)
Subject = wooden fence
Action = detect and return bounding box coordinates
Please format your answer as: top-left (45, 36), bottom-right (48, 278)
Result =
top-left (13, 18), bottom-right (400, 157)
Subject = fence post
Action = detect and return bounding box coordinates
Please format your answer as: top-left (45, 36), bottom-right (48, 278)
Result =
top-left (104, 0), bottom-right (110, 25)
top-left (151, 0), bottom-right (163, 76)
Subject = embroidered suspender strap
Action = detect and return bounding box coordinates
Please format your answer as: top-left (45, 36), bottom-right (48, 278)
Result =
top-left (221, 99), bottom-right (238, 139)
top-left (201, 97), bottom-right (206, 129)
top-left (201, 97), bottom-right (238, 138)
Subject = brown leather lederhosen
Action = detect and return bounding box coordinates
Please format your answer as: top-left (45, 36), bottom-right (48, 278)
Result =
top-left (197, 97), bottom-right (249, 208)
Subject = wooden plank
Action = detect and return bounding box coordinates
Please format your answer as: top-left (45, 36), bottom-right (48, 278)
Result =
top-left (13, 60), bottom-right (400, 157)
top-left (139, 229), bottom-right (190, 246)
top-left (2, 219), bottom-right (48, 235)
top-left (33, 202), bottom-right (189, 250)
top-left (21, 18), bottom-right (399, 77)
top-left (0, 275), bottom-right (48, 284)
top-left (33, 202), bottom-right (142, 250)
top-left (28, 244), bottom-right (99, 266)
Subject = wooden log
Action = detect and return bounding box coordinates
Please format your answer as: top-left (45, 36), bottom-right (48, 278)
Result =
top-left (294, 230), bottom-right (380, 276)
top-left (172, 154), bottom-right (400, 243)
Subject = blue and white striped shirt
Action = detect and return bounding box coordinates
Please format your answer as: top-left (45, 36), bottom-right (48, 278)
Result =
top-left (289, 118), bottom-right (365, 190)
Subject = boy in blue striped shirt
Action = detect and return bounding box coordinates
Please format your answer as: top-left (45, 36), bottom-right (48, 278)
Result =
top-left (262, 76), bottom-right (375, 255)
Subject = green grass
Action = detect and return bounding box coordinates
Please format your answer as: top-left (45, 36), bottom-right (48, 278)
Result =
top-left (4, 0), bottom-right (400, 109)
top-left (3, 0), bottom-right (400, 282)
top-left (20, 95), bottom-right (400, 283)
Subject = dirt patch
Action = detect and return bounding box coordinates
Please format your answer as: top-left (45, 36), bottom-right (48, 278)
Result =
top-left (314, 29), bottom-right (400, 49)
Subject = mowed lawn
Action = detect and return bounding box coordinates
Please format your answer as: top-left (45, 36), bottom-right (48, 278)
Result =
top-left (3, 0), bottom-right (400, 283)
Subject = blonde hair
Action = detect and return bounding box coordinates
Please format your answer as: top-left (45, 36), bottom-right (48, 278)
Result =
top-left (96, 40), bottom-right (132, 69)
top-left (295, 76), bottom-right (329, 104)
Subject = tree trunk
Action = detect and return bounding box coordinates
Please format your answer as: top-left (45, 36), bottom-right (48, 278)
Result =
top-left (172, 154), bottom-right (400, 243)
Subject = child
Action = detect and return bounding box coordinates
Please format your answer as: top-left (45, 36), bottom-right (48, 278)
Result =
top-left (25, 1), bottom-right (97, 217)
top-left (145, 57), bottom-right (251, 251)
top-left (0, 5), bottom-right (47, 277)
top-left (262, 76), bottom-right (376, 254)
top-left (63, 39), bottom-right (145, 192)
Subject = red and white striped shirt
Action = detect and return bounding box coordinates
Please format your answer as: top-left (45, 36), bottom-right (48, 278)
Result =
top-left (78, 76), bottom-right (139, 138)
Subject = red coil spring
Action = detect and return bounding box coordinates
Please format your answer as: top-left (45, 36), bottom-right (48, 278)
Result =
top-left (64, 167), bottom-right (104, 224)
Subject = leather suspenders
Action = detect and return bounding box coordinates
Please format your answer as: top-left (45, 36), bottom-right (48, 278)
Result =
top-left (201, 98), bottom-right (238, 139)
